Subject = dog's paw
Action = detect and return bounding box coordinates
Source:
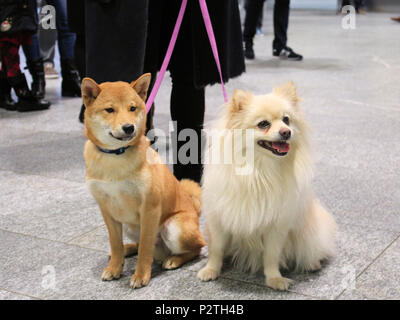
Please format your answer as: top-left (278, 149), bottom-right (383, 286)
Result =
top-left (162, 256), bottom-right (182, 270)
top-left (130, 272), bottom-right (150, 289)
top-left (197, 267), bottom-right (220, 281)
top-left (309, 261), bottom-right (322, 272)
top-left (101, 265), bottom-right (122, 281)
top-left (266, 277), bottom-right (293, 291)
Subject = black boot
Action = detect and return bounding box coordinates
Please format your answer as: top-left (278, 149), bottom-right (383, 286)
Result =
top-left (8, 73), bottom-right (51, 112)
top-left (244, 40), bottom-right (255, 60)
top-left (61, 59), bottom-right (81, 97)
top-left (26, 59), bottom-right (46, 99)
top-left (0, 71), bottom-right (16, 110)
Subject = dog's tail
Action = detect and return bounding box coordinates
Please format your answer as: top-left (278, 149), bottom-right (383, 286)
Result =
top-left (180, 179), bottom-right (202, 216)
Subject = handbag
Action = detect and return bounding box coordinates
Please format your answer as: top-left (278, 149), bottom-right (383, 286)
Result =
top-left (0, 0), bottom-right (37, 35)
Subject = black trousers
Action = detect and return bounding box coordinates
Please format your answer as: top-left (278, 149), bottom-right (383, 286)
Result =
top-left (342, 0), bottom-right (366, 10)
top-left (146, 69), bottom-right (205, 184)
top-left (170, 76), bottom-right (205, 184)
top-left (243, 0), bottom-right (290, 52)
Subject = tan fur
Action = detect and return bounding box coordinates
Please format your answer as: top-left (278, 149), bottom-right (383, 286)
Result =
top-left (198, 82), bottom-right (337, 291)
top-left (179, 179), bottom-right (202, 216)
top-left (82, 74), bottom-right (205, 289)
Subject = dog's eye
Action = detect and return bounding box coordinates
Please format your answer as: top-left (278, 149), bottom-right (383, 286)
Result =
top-left (283, 116), bottom-right (290, 125)
top-left (257, 120), bottom-right (270, 129)
top-left (105, 108), bottom-right (114, 113)
top-left (130, 106), bottom-right (136, 112)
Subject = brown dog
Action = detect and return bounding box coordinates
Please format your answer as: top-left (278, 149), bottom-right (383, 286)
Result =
top-left (82, 74), bottom-right (205, 288)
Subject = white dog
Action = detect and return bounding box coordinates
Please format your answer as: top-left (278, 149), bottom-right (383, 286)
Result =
top-left (197, 83), bottom-right (337, 290)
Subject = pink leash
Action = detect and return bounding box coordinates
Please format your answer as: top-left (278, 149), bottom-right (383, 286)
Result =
top-left (145, 0), bottom-right (229, 114)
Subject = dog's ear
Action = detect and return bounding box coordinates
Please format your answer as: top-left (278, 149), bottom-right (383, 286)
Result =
top-left (130, 73), bottom-right (151, 101)
top-left (230, 89), bottom-right (252, 112)
top-left (273, 82), bottom-right (299, 107)
top-left (81, 78), bottom-right (101, 106)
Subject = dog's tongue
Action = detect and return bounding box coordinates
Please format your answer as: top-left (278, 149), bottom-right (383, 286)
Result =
top-left (271, 142), bottom-right (290, 153)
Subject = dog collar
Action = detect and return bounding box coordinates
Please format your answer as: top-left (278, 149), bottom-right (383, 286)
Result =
top-left (96, 145), bottom-right (130, 155)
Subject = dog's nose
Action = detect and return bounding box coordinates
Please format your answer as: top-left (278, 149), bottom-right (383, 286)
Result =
top-left (279, 128), bottom-right (291, 140)
top-left (122, 124), bottom-right (135, 135)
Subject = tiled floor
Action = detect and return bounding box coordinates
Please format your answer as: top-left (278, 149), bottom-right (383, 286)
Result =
top-left (1, 10), bottom-right (399, 300)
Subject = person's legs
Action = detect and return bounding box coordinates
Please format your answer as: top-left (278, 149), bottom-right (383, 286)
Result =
top-left (272, 0), bottom-right (302, 60)
top-left (272, 0), bottom-right (290, 53)
top-left (1, 39), bottom-right (50, 112)
top-left (38, 9), bottom-right (58, 79)
top-left (22, 33), bottom-right (42, 62)
top-left (243, 0), bottom-right (265, 59)
top-left (341, 0), bottom-right (351, 7)
top-left (257, 0), bottom-right (265, 31)
top-left (47, 0), bottom-right (81, 97)
top-left (2, 41), bottom-right (22, 79)
top-left (47, 0), bottom-right (75, 60)
top-left (38, 0), bottom-right (57, 66)
top-left (243, 0), bottom-right (265, 43)
top-left (0, 73), bottom-right (16, 110)
top-left (22, 29), bottom-right (47, 99)
top-left (39, 33), bottom-right (56, 65)
top-left (169, 75), bottom-right (205, 183)
top-left (355, 0), bottom-right (366, 13)
top-left (0, 45), bottom-right (17, 110)
top-left (0, 60), bottom-right (16, 110)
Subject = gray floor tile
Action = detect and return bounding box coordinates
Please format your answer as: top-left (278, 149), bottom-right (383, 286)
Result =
top-left (338, 236), bottom-right (400, 300)
top-left (0, 170), bottom-right (102, 242)
top-left (186, 223), bottom-right (398, 299)
top-left (0, 289), bottom-right (36, 300)
top-left (315, 164), bottom-right (400, 232)
top-left (0, 131), bottom-right (86, 183)
top-left (0, 95), bottom-right (83, 134)
top-left (69, 224), bottom-right (133, 253)
top-left (0, 229), bottom-right (312, 300)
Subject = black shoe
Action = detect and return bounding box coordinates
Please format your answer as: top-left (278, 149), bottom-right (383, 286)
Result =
top-left (8, 73), bottom-right (51, 112)
top-left (0, 71), bottom-right (16, 110)
top-left (273, 47), bottom-right (303, 61)
top-left (244, 41), bottom-right (255, 60)
top-left (26, 59), bottom-right (46, 99)
top-left (79, 104), bottom-right (85, 123)
top-left (61, 59), bottom-right (81, 97)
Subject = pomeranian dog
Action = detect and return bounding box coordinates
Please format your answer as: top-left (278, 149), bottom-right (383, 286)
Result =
top-left (197, 82), bottom-right (336, 290)
top-left (82, 74), bottom-right (205, 289)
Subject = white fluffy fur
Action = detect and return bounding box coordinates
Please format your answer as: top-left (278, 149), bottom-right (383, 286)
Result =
top-left (197, 83), bottom-right (337, 290)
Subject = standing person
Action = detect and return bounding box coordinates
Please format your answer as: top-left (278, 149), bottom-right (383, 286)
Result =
top-left (144, 0), bottom-right (245, 183)
top-left (243, 0), bottom-right (302, 61)
top-left (0, 0), bottom-right (50, 111)
top-left (245, 0), bottom-right (265, 35)
top-left (68, 0), bottom-right (148, 122)
top-left (23, 0), bottom-right (81, 99)
top-left (341, 0), bottom-right (367, 14)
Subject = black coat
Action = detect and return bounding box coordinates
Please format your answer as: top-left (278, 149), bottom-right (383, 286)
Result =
top-left (0, 0), bottom-right (37, 35)
top-left (68, 0), bottom-right (148, 83)
top-left (144, 0), bottom-right (245, 88)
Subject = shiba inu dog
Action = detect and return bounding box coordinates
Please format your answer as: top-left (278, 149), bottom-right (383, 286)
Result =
top-left (82, 74), bottom-right (205, 288)
top-left (197, 82), bottom-right (336, 290)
